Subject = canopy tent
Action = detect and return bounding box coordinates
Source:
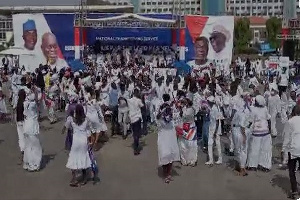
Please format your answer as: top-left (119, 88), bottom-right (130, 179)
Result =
top-left (85, 13), bottom-right (176, 24)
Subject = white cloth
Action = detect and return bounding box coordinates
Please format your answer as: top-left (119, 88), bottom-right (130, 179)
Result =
top-left (17, 121), bottom-right (25, 152)
top-left (127, 96), bottom-right (143, 124)
top-left (65, 118), bottom-right (92, 170)
top-left (85, 100), bottom-right (107, 133)
top-left (268, 95), bottom-right (281, 136)
top-left (282, 116), bottom-right (300, 159)
top-left (0, 97), bottom-right (7, 114)
top-left (157, 119), bottom-right (180, 166)
top-left (23, 134), bottom-right (42, 171)
top-left (247, 134), bottom-right (272, 169)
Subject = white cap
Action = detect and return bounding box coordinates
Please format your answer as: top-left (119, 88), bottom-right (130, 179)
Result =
top-left (74, 72), bottom-right (80, 77)
top-left (207, 96), bottom-right (215, 103)
top-left (255, 95), bottom-right (266, 106)
top-left (223, 96), bottom-right (230, 105)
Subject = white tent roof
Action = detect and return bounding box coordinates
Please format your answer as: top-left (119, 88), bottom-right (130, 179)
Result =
top-left (85, 13), bottom-right (176, 24)
top-left (0, 47), bottom-right (34, 56)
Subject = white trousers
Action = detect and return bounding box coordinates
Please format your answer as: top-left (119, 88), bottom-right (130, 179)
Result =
top-left (247, 134), bottom-right (272, 169)
top-left (208, 132), bottom-right (222, 162)
top-left (232, 127), bottom-right (247, 168)
top-left (118, 110), bottom-right (129, 136)
top-left (16, 121), bottom-right (25, 152)
top-left (229, 131), bottom-right (234, 152)
top-left (270, 113), bottom-right (277, 136)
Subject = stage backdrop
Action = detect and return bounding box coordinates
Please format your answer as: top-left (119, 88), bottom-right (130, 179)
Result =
top-left (13, 13), bottom-right (174, 71)
top-left (185, 15), bottom-right (234, 72)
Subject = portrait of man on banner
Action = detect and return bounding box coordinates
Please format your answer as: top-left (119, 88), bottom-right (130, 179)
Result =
top-left (41, 32), bottom-right (67, 71)
top-left (187, 36), bottom-right (213, 77)
top-left (22, 19), bottom-right (38, 51)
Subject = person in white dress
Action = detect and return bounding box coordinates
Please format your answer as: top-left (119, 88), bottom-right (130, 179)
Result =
top-left (206, 96), bottom-right (223, 165)
top-left (177, 98), bottom-right (198, 167)
top-left (156, 94), bottom-right (180, 183)
top-left (23, 92), bottom-right (42, 172)
top-left (63, 104), bottom-right (92, 187)
top-left (247, 95), bottom-right (272, 171)
top-left (85, 91), bottom-right (107, 151)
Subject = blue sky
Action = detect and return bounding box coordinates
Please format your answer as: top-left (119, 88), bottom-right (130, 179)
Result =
top-left (0, 0), bottom-right (82, 6)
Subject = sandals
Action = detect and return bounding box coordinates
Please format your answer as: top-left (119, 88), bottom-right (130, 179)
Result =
top-left (69, 180), bottom-right (80, 187)
top-left (164, 176), bottom-right (173, 184)
top-left (164, 177), bottom-right (170, 184)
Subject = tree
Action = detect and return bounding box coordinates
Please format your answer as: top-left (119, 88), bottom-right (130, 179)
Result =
top-left (234, 18), bottom-right (252, 53)
top-left (266, 17), bottom-right (282, 49)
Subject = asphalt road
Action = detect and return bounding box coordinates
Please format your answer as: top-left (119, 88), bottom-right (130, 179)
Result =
top-left (0, 107), bottom-right (296, 200)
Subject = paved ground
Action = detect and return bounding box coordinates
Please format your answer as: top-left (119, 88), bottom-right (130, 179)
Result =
top-left (0, 106), bottom-right (297, 200)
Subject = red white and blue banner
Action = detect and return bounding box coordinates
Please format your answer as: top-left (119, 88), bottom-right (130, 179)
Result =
top-left (184, 16), bottom-right (234, 72)
top-left (13, 13), bottom-right (174, 72)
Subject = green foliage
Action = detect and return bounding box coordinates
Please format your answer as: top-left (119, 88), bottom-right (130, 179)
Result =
top-left (266, 17), bottom-right (282, 49)
top-left (234, 17), bottom-right (252, 53)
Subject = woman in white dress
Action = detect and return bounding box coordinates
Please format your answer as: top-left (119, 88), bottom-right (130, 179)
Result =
top-left (157, 94), bottom-right (180, 184)
top-left (177, 98), bottom-right (198, 167)
top-left (85, 90), bottom-right (107, 151)
top-left (63, 104), bottom-right (92, 187)
top-left (247, 95), bottom-right (272, 172)
top-left (23, 92), bottom-right (42, 172)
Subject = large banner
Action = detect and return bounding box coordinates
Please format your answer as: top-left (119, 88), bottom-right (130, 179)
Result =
top-left (185, 16), bottom-right (234, 74)
top-left (13, 14), bottom-right (72, 72)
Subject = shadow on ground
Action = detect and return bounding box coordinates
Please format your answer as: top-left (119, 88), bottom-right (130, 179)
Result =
top-left (271, 174), bottom-right (290, 195)
top-left (40, 154), bottom-right (56, 170)
top-left (157, 165), bottom-right (180, 179)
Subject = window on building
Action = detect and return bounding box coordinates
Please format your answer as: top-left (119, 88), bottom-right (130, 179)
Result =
top-left (191, 1), bottom-right (196, 5)
top-left (241, 6), bottom-right (245, 10)
top-left (141, 2), bottom-right (145, 5)
top-left (147, 2), bottom-right (151, 5)
top-left (0, 32), bottom-right (5, 40)
top-left (158, 8), bottom-right (162, 12)
top-left (263, 0), bottom-right (267, 2)
top-left (147, 9), bottom-right (152, 12)
top-left (141, 9), bottom-right (145, 12)
top-left (163, 1), bottom-right (168, 5)
top-left (158, 1), bottom-right (162, 5)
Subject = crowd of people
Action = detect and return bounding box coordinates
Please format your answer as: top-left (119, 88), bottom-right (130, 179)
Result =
top-left (2, 41), bottom-right (300, 198)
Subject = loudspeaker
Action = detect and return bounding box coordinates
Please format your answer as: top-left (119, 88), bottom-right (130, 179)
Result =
top-left (282, 40), bottom-right (295, 61)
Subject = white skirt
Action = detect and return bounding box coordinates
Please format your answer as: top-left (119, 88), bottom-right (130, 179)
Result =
top-left (157, 128), bottom-right (180, 166)
top-left (23, 134), bottom-right (42, 171)
top-left (66, 134), bottom-right (92, 170)
top-left (178, 137), bottom-right (198, 166)
top-left (0, 99), bottom-right (7, 114)
top-left (87, 113), bottom-right (107, 133)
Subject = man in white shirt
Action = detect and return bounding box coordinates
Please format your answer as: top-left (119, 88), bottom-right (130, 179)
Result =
top-left (127, 89), bottom-right (144, 155)
top-left (118, 83), bottom-right (130, 139)
top-left (282, 105), bottom-right (300, 199)
top-left (278, 67), bottom-right (289, 97)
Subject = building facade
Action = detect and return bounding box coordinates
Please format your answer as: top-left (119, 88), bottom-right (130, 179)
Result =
top-left (226, 0), bottom-right (284, 17)
top-left (202, 0), bottom-right (226, 15)
top-left (138, 0), bottom-right (201, 14)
